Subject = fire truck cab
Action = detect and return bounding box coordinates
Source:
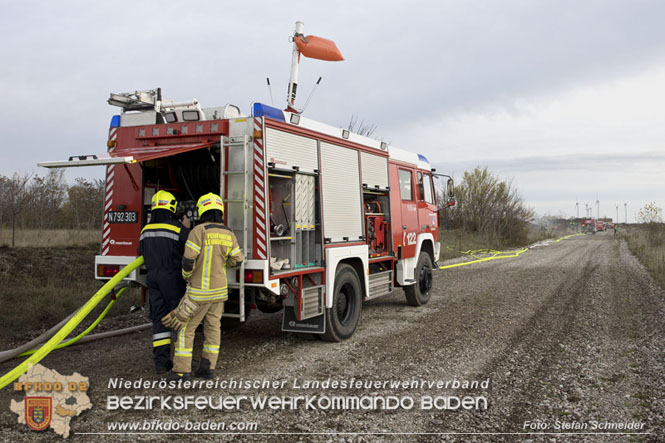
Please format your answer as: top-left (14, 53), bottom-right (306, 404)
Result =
top-left (39, 89), bottom-right (453, 341)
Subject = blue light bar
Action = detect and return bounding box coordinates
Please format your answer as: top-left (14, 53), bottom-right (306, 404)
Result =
top-left (110, 115), bottom-right (121, 128)
top-left (418, 154), bottom-right (430, 163)
top-left (252, 103), bottom-right (285, 122)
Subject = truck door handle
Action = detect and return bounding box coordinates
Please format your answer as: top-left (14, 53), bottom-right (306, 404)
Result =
top-left (402, 225), bottom-right (407, 230)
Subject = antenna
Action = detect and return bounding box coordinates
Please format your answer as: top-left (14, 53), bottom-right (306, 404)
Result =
top-left (266, 78), bottom-right (274, 105)
top-left (301, 77), bottom-right (322, 113)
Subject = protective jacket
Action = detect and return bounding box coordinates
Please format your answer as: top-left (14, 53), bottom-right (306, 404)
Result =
top-left (139, 218), bottom-right (189, 271)
top-left (182, 222), bottom-right (244, 301)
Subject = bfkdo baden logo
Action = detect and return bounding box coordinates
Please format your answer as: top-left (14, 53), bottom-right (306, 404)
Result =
top-left (25, 397), bottom-right (52, 431)
top-left (10, 363), bottom-right (92, 438)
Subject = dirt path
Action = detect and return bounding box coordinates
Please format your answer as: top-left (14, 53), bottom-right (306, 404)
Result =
top-left (1, 234), bottom-right (663, 442)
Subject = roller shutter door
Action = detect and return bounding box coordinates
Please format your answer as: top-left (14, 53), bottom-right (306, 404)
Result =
top-left (320, 142), bottom-right (363, 242)
top-left (265, 128), bottom-right (318, 172)
top-left (360, 151), bottom-right (389, 189)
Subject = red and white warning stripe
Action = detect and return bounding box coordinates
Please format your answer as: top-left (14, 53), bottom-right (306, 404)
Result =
top-left (101, 127), bottom-right (118, 256)
top-left (253, 118), bottom-right (267, 259)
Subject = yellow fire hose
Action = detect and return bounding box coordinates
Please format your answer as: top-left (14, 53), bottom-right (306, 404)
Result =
top-left (439, 233), bottom-right (583, 270)
top-left (554, 233), bottom-right (584, 242)
top-left (0, 256), bottom-right (144, 389)
top-left (439, 248), bottom-right (529, 270)
top-left (17, 287), bottom-right (129, 357)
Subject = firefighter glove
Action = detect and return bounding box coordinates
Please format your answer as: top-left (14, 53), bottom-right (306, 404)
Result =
top-left (161, 295), bottom-right (200, 330)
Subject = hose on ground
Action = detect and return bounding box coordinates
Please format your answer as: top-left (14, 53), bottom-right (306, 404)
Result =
top-left (0, 256), bottom-right (144, 389)
top-left (0, 282), bottom-right (131, 363)
top-left (439, 233), bottom-right (583, 270)
top-left (18, 286), bottom-right (130, 357)
top-left (440, 248), bottom-right (528, 270)
top-left (0, 311), bottom-right (78, 364)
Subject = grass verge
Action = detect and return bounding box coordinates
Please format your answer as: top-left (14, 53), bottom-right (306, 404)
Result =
top-left (622, 224), bottom-right (665, 290)
top-left (0, 228), bottom-right (99, 248)
top-left (0, 243), bottom-right (141, 349)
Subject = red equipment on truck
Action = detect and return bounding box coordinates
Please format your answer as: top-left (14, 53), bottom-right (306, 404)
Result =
top-left (38, 22), bottom-right (454, 341)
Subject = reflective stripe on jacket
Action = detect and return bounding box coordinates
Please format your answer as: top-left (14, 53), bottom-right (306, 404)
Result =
top-left (182, 222), bottom-right (244, 301)
top-left (139, 220), bottom-right (189, 272)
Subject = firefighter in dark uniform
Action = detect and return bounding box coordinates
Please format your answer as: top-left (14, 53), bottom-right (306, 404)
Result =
top-left (138, 190), bottom-right (190, 374)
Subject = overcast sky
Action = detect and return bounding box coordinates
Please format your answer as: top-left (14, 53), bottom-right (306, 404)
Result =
top-left (1, 0), bottom-right (664, 222)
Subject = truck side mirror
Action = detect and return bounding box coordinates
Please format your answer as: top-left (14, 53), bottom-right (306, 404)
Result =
top-left (446, 178), bottom-right (455, 207)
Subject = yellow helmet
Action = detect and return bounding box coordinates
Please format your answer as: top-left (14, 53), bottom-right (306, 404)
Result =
top-left (197, 192), bottom-right (224, 216)
top-left (151, 190), bottom-right (177, 213)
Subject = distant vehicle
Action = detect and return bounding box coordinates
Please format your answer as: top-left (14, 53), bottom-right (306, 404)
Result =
top-left (595, 221), bottom-right (605, 232)
top-left (581, 218), bottom-right (596, 234)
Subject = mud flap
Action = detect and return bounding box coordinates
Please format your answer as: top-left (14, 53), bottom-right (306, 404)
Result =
top-left (281, 306), bottom-right (325, 334)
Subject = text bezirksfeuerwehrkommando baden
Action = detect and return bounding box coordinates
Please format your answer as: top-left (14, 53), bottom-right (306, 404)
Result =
top-left (106, 377), bottom-right (490, 411)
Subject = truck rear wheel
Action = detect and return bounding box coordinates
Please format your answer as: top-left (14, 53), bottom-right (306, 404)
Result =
top-left (405, 252), bottom-right (433, 306)
top-left (322, 264), bottom-right (362, 342)
top-left (221, 290), bottom-right (251, 332)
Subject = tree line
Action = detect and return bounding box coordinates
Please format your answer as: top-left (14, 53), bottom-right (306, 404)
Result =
top-left (1, 166), bottom-right (536, 248)
top-left (0, 170), bottom-right (104, 246)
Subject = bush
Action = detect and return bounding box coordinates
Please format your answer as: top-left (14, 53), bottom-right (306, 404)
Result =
top-left (446, 167), bottom-right (534, 244)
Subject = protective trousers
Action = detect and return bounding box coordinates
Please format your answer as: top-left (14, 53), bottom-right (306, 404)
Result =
top-left (147, 270), bottom-right (186, 371)
top-left (173, 300), bottom-right (224, 374)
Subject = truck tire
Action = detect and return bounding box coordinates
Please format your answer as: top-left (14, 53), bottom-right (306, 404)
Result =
top-left (256, 302), bottom-right (283, 314)
top-left (322, 264), bottom-right (362, 342)
top-left (405, 251), bottom-right (433, 306)
top-left (221, 291), bottom-right (251, 332)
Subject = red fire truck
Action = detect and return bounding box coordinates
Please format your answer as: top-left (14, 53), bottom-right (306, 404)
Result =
top-left (581, 217), bottom-right (596, 234)
top-left (38, 23), bottom-right (454, 341)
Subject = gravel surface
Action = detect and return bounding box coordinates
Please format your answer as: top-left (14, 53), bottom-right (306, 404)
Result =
top-left (1, 234), bottom-right (663, 442)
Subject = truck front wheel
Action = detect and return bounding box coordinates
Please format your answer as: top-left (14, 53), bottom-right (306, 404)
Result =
top-left (404, 252), bottom-right (433, 306)
top-left (322, 264), bottom-right (362, 342)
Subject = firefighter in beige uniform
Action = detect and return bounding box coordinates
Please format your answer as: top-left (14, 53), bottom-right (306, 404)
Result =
top-left (162, 193), bottom-right (243, 379)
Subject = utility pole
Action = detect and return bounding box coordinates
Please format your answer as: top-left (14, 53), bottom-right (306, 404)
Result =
top-left (624, 203), bottom-right (628, 223)
top-left (576, 201), bottom-right (579, 218)
top-left (596, 195), bottom-right (600, 220)
top-left (615, 205), bottom-right (619, 223)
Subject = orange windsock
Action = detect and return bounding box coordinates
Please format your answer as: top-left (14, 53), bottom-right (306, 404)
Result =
top-left (295, 35), bottom-right (344, 61)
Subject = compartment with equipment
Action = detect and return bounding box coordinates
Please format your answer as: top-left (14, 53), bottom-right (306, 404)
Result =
top-left (267, 168), bottom-right (322, 274)
top-left (140, 145), bottom-right (221, 224)
top-left (363, 189), bottom-right (391, 257)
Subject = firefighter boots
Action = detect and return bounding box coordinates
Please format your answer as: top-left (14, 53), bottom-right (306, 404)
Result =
top-left (164, 370), bottom-right (191, 382)
top-left (195, 358), bottom-right (214, 379)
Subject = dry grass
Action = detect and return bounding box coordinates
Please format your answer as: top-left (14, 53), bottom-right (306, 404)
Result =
top-left (0, 244), bottom-right (141, 348)
top-left (622, 224), bottom-right (665, 290)
top-left (0, 228), bottom-right (99, 248)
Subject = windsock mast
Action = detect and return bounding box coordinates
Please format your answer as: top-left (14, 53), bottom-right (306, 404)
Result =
top-left (286, 21), bottom-right (344, 113)
top-left (286, 21), bottom-right (304, 112)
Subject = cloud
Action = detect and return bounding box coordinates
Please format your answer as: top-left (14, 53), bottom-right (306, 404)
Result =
top-left (439, 150), bottom-right (665, 174)
top-left (1, 0), bottom-right (665, 222)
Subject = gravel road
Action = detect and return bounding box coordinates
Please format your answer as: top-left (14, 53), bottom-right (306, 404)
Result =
top-left (1, 234), bottom-right (664, 442)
